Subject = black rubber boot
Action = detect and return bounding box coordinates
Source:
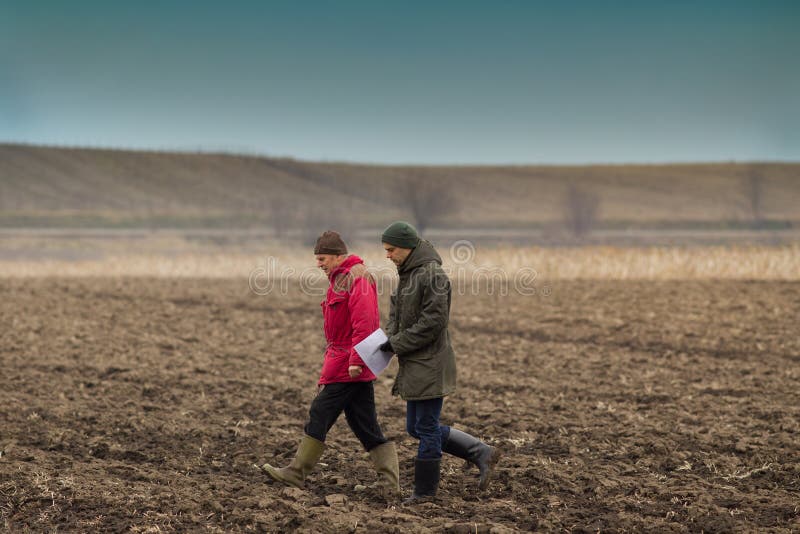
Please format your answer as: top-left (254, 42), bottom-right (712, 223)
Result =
top-left (442, 428), bottom-right (501, 490)
top-left (403, 457), bottom-right (440, 504)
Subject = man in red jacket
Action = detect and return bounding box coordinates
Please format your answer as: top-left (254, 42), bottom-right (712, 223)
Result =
top-left (259, 231), bottom-right (399, 497)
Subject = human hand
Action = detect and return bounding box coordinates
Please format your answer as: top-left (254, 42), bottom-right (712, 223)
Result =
top-left (348, 365), bottom-right (363, 378)
top-left (379, 340), bottom-right (393, 354)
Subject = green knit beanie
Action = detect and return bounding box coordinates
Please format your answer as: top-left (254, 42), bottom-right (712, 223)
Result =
top-left (381, 221), bottom-right (420, 249)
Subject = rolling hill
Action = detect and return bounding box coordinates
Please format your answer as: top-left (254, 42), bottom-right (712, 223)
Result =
top-left (1, 144), bottom-right (798, 234)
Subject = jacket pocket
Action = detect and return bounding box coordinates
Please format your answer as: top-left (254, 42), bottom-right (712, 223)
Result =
top-left (327, 291), bottom-right (347, 306)
top-left (320, 346), bottom-right (349, 381)
top-left (400, 354), bottom-right (438, 399)
top-left (322, 292), bottom-right (348, 340)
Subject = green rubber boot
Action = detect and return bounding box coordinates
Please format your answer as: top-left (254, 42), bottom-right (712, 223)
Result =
top-left (260, 435), bottom-right (325, 488)
top-left (368, 441), bottom-right (401, 499)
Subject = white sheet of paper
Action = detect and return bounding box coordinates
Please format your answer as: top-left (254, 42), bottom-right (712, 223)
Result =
top-left (354, 328), bottom-right (394, 376)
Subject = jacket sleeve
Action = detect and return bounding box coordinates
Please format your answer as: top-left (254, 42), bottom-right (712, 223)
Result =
top-left (389, 265), bottom-right (450, 356)
top-left (348, 276), bottom-right (379, 367)
top-left (385, 293), bottom-right (398, 337)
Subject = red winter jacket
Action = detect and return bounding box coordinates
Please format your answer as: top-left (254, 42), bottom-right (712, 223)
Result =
top-left (318, 255), bottom-right (378, 385)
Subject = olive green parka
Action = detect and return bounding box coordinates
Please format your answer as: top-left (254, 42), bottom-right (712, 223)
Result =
top-left (386, 240), bottom-right (457, 400)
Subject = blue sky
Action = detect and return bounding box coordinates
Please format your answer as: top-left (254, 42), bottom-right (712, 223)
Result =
top-left (1, 1), bottom-right (798, 164)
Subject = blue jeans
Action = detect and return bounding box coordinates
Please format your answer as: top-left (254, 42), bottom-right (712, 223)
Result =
top-left (406, 398), bottom-right (452, 459)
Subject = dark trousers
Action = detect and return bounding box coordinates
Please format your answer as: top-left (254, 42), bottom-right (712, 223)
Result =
top-left (406, 398), bottom-right (452, 459)
top-left (304, 381), bottom-right (387, 452)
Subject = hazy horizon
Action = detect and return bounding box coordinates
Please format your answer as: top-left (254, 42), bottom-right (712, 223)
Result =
top-left (2, 1), bottom-right (798, 165)
top-left (4, 140), bottom-right (800, 167)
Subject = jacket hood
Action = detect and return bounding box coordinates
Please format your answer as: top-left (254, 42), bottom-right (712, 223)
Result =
top-left (398, 240), bottom-right (441, 275)
top-left (329, 254), bottom-right (363, 281)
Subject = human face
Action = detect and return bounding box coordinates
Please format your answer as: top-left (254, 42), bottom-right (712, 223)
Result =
top-left (383, 243), bottom-right (412, 267)
top-left (316, 254), bottom-right (346, 276)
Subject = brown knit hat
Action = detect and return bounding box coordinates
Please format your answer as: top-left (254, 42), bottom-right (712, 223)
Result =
top-left (314, 230), bottom-right (348, 255)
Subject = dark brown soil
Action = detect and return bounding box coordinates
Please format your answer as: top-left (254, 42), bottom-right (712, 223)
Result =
top-left (1, 279), bottom-right (798, 532)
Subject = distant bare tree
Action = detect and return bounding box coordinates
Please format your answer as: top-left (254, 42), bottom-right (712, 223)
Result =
top-left (404, 175), bottom-right (458, 233)
top-left (564, 184), bottom-right (599, 238)
top-left (746, 166), bottom-right (764, 228)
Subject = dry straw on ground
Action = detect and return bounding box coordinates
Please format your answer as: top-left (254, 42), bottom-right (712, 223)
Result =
top-left (0, 243), bottom-right (797, 279)
top-left (479, 245), bottom-right (800, 280)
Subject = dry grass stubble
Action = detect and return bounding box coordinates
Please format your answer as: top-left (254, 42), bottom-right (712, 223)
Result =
top-left (0, 239), bottom-right (798, 280)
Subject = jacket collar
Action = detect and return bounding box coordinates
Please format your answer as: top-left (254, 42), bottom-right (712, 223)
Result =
top-left (329, 254), bottom-right (362, 281)
top-left (397, 240), bottom-right (442, 275)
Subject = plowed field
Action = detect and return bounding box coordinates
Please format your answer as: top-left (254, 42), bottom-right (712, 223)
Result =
top-left (1, 279), bottom-right (798, 532)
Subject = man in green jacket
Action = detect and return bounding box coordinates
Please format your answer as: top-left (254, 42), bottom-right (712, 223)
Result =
top-left (379, 221), bottom-right (501, 502)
